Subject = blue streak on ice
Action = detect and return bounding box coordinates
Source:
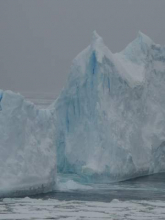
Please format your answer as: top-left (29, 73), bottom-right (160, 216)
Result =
top-left (0, 92), bottom-right (3, 111)
top-left (0, 92), bottom-right (3, 102)
top-left (108, 77), bottom-right (110, 93)
top-left (91, 52), bottom-right (97, 75)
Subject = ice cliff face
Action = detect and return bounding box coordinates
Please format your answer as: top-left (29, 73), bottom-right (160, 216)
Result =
top-left (0, 91), bottom-right (56, 196)
top-left (55, 31), bottom-right (165, 182)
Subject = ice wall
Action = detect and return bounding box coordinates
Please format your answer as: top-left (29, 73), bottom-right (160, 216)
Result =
top-left (55, 31), bottom-right (165, 182)
top-left (0, 91), bottom-right (56, 197)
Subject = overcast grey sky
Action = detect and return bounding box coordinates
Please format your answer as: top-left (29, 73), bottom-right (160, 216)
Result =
top-left (0, 0), bottom-right (165, 98)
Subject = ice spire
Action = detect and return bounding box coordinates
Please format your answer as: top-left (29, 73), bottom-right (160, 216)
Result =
top-left (91, 30), bottom-right (113, 63)
top-left (91, 30), bottom-right (104, 50)
top-left (92, 31), bottom-right (103, 43)
top-left (119, 31), bottom-right (154, 65)
top-left (137, 31), bottom-right (153, 46)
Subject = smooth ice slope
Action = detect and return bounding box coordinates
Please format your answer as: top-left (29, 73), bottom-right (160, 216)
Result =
top-left (0, 91), bottom-right (56, 196)
top-left (55, 31), bottom-right (165, 182)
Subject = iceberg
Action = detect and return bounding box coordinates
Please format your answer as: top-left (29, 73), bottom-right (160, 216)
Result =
top-left (0, 91), bottom-right (56, 197)
top-left (55, 31), bottom-right (165, 182)
top-left (1, 31), bottom-right (165, 196)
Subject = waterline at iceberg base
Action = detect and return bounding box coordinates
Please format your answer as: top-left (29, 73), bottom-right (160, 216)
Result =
top-left (1, 31), bottom-right (165, 196)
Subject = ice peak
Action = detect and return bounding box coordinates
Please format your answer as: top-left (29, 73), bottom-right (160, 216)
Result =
top-left (122, 31), bottom-right (153, 54)
top-left (91, 30), bottom-right (104, 49)
top-left (92, 31), bottom-right (102, 42)
top-left (118, 31), bottom-right (154, 65)
top-left (137, 31), bottom-right (153, 46)
top-left (90, 31), bottom-right (113, 64)
top-left (71, 31), bottom-right (113, 80)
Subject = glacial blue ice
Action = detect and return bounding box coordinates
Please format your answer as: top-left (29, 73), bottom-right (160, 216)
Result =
top-left (0, 91), bottom-right (3, 101)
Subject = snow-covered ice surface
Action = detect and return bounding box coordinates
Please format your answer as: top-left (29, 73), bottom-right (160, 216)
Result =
top-left (1, 197), bottom-right (165, 220)
top-left (55, 31), bottom-right (165, 182)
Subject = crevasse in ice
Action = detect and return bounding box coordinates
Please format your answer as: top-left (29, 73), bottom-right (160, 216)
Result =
top-left (55, 31), bottom-right (165, 182)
